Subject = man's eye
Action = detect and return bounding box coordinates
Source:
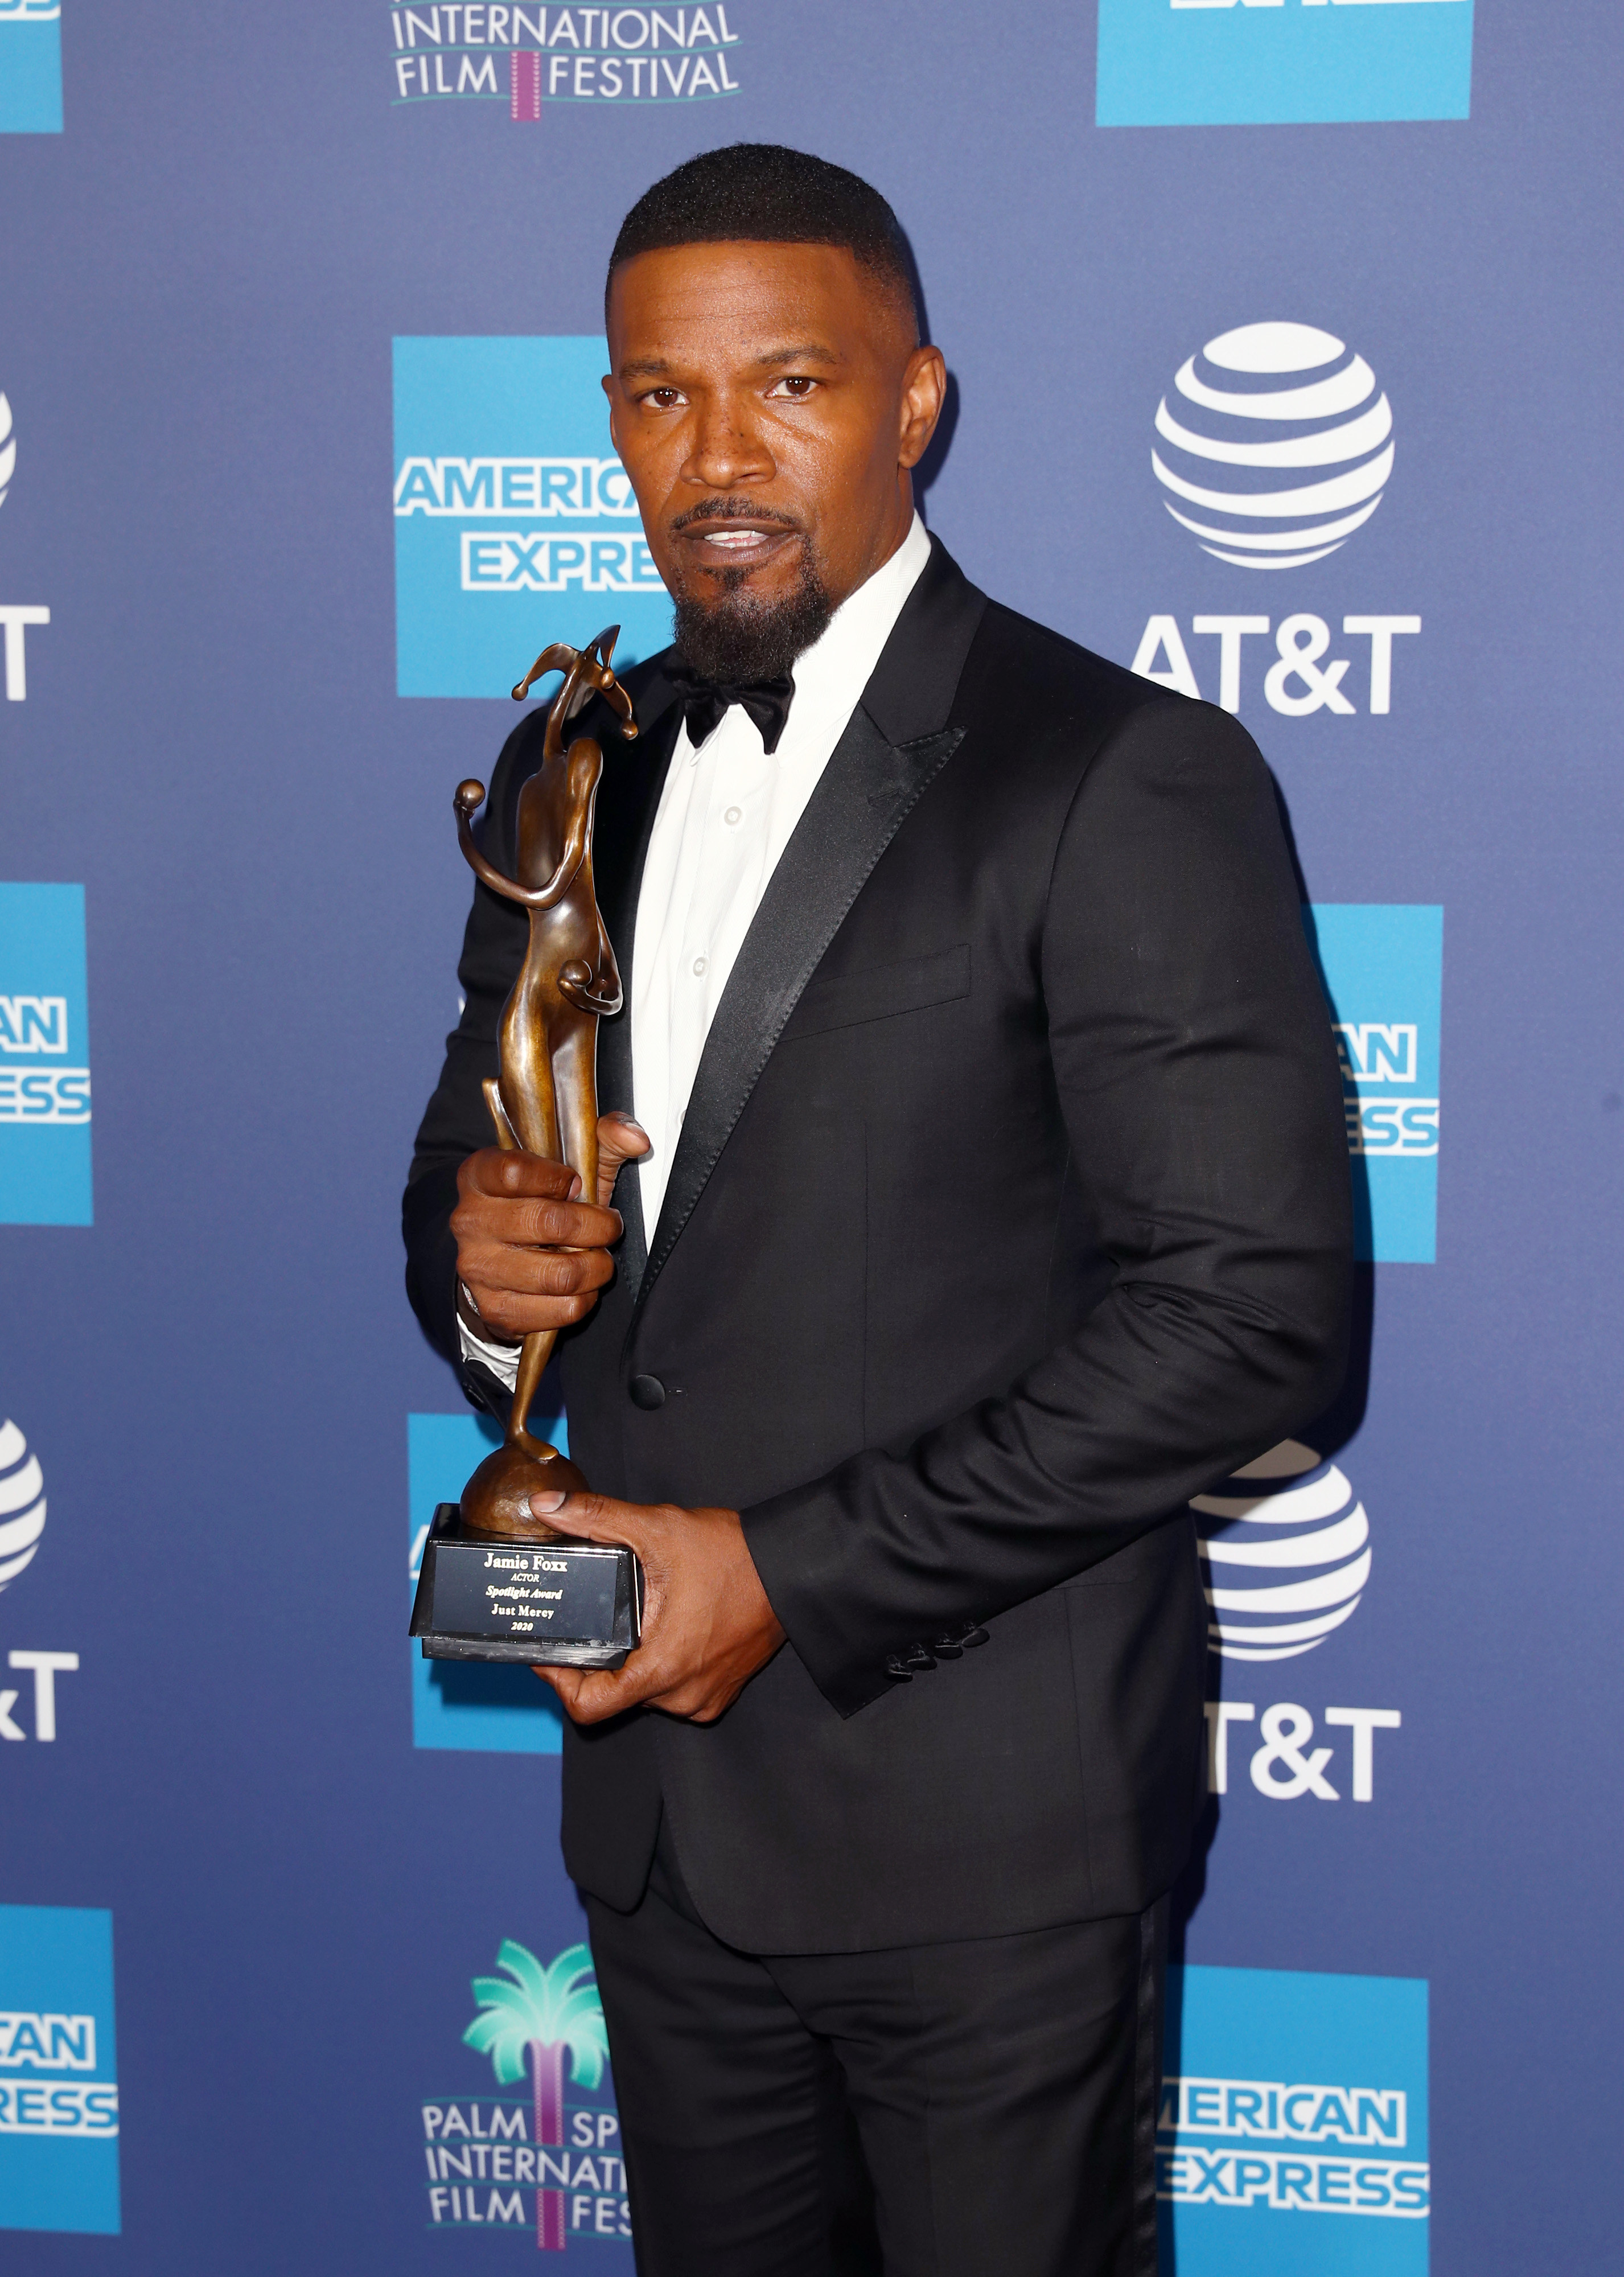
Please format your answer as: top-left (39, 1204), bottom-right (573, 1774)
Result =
top-left (767, 376), bottom-right (819, 399)
top-left (643, 387), bottom-right (685, 409)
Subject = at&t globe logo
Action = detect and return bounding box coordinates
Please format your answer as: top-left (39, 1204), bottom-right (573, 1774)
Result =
top-left (1153, 323), bottom-right (1393, 570)
top-left (1193, 1440), bottom-right (1370, 1662)
top-left (0, 1417), bottom-right (46, 1593)
top-left (0, 393), bottom-right (14, 509)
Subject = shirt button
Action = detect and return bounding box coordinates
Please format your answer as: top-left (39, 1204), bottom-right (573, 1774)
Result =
top-left (724, 805), bottom-right (742, 826)
top-left (693, 956), bottom-right (708, 976)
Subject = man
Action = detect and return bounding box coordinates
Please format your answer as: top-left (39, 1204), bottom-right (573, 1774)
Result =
top-left (405, 143), bottom-right (1351, 2277)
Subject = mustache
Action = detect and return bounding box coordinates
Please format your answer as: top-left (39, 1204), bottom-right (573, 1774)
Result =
top-left (669, 497), bottom-right (804, 535)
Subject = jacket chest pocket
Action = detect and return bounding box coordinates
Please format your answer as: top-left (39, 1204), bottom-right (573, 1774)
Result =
top-left (780, 944), bottom-right (972, 1043)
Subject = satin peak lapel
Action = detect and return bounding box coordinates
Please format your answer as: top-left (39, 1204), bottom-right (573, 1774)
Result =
top-left (634, 707), bottom-right (965, 1312)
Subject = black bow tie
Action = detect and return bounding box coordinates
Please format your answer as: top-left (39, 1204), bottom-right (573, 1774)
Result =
top-left (667, 662), bottom-right (796, 755)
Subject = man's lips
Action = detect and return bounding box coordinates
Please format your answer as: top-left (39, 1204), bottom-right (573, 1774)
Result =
top-left (671, 517), bottom-right (801, 572)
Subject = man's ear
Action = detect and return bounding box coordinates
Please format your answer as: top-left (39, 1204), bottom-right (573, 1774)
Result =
top-left (897, 346), bottom-right (947, 472)
top-left (601, 372), bottom-right (621, 455)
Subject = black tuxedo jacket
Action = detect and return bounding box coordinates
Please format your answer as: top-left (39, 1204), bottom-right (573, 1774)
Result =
top-left (405, 540), bottom-right (1352, 1954)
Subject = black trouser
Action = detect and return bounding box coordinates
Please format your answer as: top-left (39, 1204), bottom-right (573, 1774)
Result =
top-left (585, 1823), bottom-right (1167, 2277)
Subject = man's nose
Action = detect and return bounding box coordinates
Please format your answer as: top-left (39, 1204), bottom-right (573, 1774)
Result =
top-left (681, 393), bottom-right (774, 490)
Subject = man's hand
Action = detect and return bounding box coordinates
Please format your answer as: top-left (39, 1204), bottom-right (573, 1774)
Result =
top-left (529, 1491), bottom-right (786, 1724)
top-left (451, 1112), bottom-right (649, 1341)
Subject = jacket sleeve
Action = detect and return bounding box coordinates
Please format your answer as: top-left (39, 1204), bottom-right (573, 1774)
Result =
top-left (741, 696), bottom-right (1355, 1716)
top-left (401, 713), bottom-right (538, 1380)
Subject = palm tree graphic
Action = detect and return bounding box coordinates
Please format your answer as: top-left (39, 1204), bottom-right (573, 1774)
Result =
top-left (465, 1939), bottom-right (609, 2251)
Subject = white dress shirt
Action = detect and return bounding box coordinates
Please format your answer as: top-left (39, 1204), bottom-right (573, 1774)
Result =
top-left (460, 511), bottom-right (932, 1388)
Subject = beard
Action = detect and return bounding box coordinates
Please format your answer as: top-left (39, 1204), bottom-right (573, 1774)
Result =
top-left (669, 527), bottom-right (834, 686)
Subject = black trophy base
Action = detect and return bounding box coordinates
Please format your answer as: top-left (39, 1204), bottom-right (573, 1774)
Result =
top-left (410, 1503), bottom-right (642, 1668)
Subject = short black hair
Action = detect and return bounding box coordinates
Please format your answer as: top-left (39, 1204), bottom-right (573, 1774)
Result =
top-left (607, 143), bottom-right (918, 334)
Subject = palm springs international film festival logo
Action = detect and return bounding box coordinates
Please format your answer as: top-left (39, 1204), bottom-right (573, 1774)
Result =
top-left (1096, 0), bottom-right (1473, 130)
top-left (394, 335), bottom-right (673, 699)
top-left (421, 1939), bottom-right (630, 2248)
top-left (385, 5), bottom-right (746, 117)
top-left (1193, 1441), bottom-right (1370, 1664)
top-left (0, 2), bottom-right (64, 136)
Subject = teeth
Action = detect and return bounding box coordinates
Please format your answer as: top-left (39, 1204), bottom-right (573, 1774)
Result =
top-left (701, 530), bottom-right (764, 548)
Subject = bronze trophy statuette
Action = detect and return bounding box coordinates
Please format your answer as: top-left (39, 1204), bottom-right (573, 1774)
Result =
top-left (410, 627), bottom-right (644, 1669)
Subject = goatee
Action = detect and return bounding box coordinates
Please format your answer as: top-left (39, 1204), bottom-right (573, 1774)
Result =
top-left (672, 550), bottom-right (834, 686)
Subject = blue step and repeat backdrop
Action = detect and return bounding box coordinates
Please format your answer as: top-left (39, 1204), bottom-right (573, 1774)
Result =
top-left (3, 2), bottom-right (1620, 2269)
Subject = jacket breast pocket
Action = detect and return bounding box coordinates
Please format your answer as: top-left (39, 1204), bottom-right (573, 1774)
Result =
top-left (782, 944), bottom-right (972, 1043)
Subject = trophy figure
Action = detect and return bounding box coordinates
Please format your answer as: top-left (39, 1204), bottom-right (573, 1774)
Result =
top-left (410, 627), bottom-right (644, 1670)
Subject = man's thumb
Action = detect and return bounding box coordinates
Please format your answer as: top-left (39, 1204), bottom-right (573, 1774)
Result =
top-left (531, 1491), bottom-right (619, 1543)
top-left (597, 1112), bottom-right (651, 1206)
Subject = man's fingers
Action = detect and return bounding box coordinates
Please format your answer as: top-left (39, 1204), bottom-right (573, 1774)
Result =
top-left (533, 1499), bottom-right (779, 1729)
top-left (452, 1189), bottom-right (622, 1255)
top-left (535, 1665), bottom-right (583, 1713)
top-left (534, 1660), bottom-right (657, 1722)
top-left (536, 1666), bottom-right (642, 1723)
top-left (461, 1288), bottom-right (600, 1339)
top-left (531, 1497), bottom-right (672, 1723)
top-left (462, 1144), bottom-right (636, 1244)
top-left (457, 1248), bottom-right (615, 1338)
top-left (460, 1146), bottom-right (577, 1201)
top-left (536, 1647), bottom-right (718, 1726)
top-left (453, 1141), bottom-right (633, 1338)
top-left (549, 1667), bottom-right (645, 1720)
top-left (537, 1656), bottom-right (738, 1726)
top-left (507, 1193), bottom-right (623, 1250)
top-left (457, 1238), bottom-right (616, 1302)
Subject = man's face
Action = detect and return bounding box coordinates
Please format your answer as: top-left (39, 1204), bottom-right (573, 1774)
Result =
top-left (603, 241), bottom-right (945, 678)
